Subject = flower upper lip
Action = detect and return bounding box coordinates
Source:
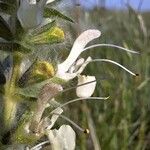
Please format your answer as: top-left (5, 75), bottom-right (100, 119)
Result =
top-left (57, 29), bottom-right (101, 73)
top-left (56, 29), bottom-right (101, 81)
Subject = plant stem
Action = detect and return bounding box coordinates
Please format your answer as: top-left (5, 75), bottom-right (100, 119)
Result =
top-left (3, 53), bottom-right (21, 131)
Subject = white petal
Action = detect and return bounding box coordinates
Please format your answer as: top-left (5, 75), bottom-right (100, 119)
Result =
top-left (75, 58), bottom-right (85, 66)
top-left (46, 0), bottom-right (55, 4)
top-left (47, 125), bottom-right (76, 150)
top-left (29, 0), bottom-right (36, 4)
top-left (46, 108), bottom-right (63, 130)
top-left (56, 57), bottom-right (92, 81)
top-left (57, 125), bottom-right (76, 150)
top-left (76, 56), bottom-right (92, 74)
top-left (56, 72), bottom-right (77, 81)
top-left (68, 58), bottom-right (85, 73)
top-left (57, 30), bottom-right (101, 73)
top-left (20, 59), bottom-right (31, 75)
top-left (76, 75), bottom-right (96, 98)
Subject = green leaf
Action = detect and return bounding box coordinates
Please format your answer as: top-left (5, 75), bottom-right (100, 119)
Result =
top-left (44, 7), bottom-right (74, 23)
top-left (14, 41), bottom-right (34, 53)
top-left (0, 16), bottom-right (13, 40)
top-left (16, 77), bottom-right (65, 98)
top-left (30, 20), bottom-right (56, 36)
top-left (18, 59), bottom-right (38, 88)
top-left (0, 40), bottom-right (33, 53)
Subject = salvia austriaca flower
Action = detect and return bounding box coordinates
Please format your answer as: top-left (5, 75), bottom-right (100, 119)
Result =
top-left (56, 29), bottom-right (138, 98)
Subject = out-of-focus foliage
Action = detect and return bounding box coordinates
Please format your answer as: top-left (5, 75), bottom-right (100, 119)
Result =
top-left (62, 7), bottom-right (150, 150)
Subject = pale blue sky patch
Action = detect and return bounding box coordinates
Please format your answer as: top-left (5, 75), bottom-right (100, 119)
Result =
top-left (57, 0), bottom-right (150, 11)
top-left (105, 0), bottom-right (150, 11)
top-left (59, 0), bottom-right (150, 11)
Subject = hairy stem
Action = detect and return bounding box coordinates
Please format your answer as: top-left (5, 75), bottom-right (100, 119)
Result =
top-left (3, 53), bottom-right (21, 131)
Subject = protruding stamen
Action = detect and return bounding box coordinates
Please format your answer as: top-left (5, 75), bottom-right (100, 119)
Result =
top-left (84, 43), bottom-right (139, 54)
top-left (50, 97), bottom-right (109, 115)
top-left (53, 113), bottom-right (86, 133)
top-left (30, 140), bottom-right (49, 150)
top-left (89, 59), bottom-right (136, 76)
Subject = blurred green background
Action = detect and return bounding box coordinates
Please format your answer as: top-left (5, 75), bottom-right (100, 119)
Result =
top-left (57, 1), bottom-right (150, 150)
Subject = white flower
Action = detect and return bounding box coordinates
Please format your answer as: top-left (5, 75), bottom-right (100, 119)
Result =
top-left (47, 125), bottom-right (76, 150)
top-left (56, 29), bottom-right (138, 81)
top-left (76, 75), bottom-right (96, 98)
top-left (17, 0), bottom-right (54, 29)
top-left (56, 29), bottom-right (101, 81)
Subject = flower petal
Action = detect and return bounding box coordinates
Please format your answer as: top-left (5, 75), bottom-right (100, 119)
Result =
top-left (57, 29), bottom-right (101, 73)
top-left (46, 107), bottom-right (63, 130)
top-left (70, 58), bottom-right (85, 73)
top-left (47, 125), bottom-right (76, 150)
top-left (29, 0), bottom-right (36, 4)
top-left (46, 0), bottom-right (55, 4)
top-left (76, 75), bottom-right (96, 98)
top-left (56, 57), bottom-right (92, 81)
top-left (76, 56), bottom-right (92, 74)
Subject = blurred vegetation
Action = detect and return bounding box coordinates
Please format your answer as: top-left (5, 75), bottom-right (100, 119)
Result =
top-left (60, 6), bottom-right (150, 150)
